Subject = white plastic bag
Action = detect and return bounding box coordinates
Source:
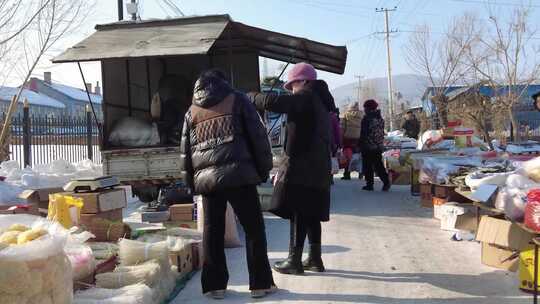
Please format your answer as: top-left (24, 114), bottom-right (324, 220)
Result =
top-left (506, 173), bottom-right (540, 189)
top-left (523, 157), bottom-right (540, 182)
top-left (349, 153), bottom-right (362, 173)
top-left (505, 188), bottom-right (528, 222)
top-left (331, 157), bottom-right (339, 174)
top-left (109, 117), bottom-right (160, 147)
top-left (465, 171), bottom-right (512, 190)
top-left (196, 196), bottom-right (241, 248)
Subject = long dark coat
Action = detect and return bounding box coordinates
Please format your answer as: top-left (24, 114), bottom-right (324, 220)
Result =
top-left (250, 80), bottom-right (332, 221)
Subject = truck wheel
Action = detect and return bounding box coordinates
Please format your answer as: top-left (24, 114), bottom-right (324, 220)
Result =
top-left (133, 186), bottom-right (159, 203)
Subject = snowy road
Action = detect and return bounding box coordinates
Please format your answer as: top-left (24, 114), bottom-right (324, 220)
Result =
top-left (172, 178), bottom-right (529, 304)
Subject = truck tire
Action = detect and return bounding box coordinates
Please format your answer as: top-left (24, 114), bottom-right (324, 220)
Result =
top-left (133, 186), bottom-right (159, 203)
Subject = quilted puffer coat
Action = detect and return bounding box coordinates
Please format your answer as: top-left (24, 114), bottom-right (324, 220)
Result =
top-left (180, 73), bottom-right (272, 194)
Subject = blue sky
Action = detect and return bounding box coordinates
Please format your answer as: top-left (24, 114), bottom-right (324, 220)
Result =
top-left (34, 0), bottom-right (540, 90)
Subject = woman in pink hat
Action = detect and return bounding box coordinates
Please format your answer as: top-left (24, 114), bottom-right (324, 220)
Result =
top-left (249, 62), bottom-right (332, 275)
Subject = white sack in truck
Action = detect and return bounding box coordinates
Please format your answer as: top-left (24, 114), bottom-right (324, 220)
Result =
top-left (109, 117), bottom-right (160, 147)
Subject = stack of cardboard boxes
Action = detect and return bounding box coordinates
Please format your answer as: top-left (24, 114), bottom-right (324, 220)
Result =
top-left (167, 203), bottom-right (197, 229)
top-left (477, 216), bottom-right (533, 272)
top-left (71, 188), bottom-right (131, 241)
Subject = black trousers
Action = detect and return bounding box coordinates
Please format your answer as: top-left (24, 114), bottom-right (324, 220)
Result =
top-left (201, 185), bottom-right (274, 293)
top-left (362, 150), bottom-right (390, 187)
top-left (292, 213), bottom-right (322, 248)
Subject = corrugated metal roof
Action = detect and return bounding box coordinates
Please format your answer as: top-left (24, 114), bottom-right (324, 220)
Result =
top-left (53, 15), bottom-right (228, 63)
top-left (52, 15), bottom-right (347, 74)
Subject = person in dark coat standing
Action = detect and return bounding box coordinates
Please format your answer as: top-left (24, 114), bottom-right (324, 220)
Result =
top-left (249, 63), bottom-right (331, 275)
top-left (402, 110), bottom-right (421, 139)
top-left (180, 70), bottom-right (276, 300)
top-left (359, 99), bottom-right (391, 192)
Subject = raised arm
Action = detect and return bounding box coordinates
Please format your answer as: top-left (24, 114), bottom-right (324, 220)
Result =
top-left (248, 92), bottom-right (309, 114)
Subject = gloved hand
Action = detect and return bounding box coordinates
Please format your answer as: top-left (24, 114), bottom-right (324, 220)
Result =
top-left (247, 91), bottom-right (259, 103)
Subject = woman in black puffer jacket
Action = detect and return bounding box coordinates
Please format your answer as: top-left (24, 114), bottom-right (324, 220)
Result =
top-left (249, 63), bottom-right (332, 275)
top-left (180, 70), bottom-right (275, 299)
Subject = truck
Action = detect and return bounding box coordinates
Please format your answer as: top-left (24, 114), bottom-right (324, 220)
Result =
top-left (53, 14), bottom-right (347, 201)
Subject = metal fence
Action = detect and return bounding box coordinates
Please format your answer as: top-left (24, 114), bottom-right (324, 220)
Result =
top-left (2, 110), bottom-right (101, 168)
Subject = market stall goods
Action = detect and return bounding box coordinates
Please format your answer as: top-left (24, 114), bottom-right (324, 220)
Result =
top-left (108, 117), bottom-right (160, 147)
top-left (95, 259), bottom-right (162, 288)
top-left (74, 283), bottom-right (153, 303)
top-left (0, 214), bottom-right (72, 304)
top-left (118, 239), bottom-right (170, 268)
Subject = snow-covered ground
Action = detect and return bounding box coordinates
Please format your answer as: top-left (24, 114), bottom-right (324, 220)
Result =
top-left (174, 179), bottom-right (528, 304)
top-left (0, 159), bottom-right (102, 204)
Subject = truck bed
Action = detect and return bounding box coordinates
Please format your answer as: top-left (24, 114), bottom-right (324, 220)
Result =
top-left (102, 146), bottom-right (182, 183)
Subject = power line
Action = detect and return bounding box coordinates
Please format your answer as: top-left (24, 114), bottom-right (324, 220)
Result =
top-left (293, 1), bottom-right (370, 17)
top-left (450, 0), bottom-right (540, 8)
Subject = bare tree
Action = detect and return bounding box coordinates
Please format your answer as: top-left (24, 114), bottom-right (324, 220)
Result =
top-left (464, 8), bottom-right (540, 142)
top-left (404, 14), bottom-right (479, 128)
top-left (0, 0), bottom-right (92, 161)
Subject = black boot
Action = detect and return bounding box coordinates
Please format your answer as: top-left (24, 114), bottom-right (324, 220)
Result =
top-left (341, 171), bottom-right (351, 180)
top-left (273, 247), bottom-right (304, 275)
top-left (303, 244), bottom-right (325, 272)
top-left (362, 185), bottom-right (374, 191)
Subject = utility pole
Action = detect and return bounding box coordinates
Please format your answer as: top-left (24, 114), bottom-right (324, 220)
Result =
top-left (117, 0), bottom-right (123, 21)
top-left (376, 7), bottom-right (398, 130)
top-left (131, 0), bottom-right (137, 21)
top-left (354, 75), bottom-right (363, 103)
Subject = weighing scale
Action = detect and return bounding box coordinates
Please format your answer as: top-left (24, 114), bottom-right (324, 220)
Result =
top-left (63, 176), bottom-right (120, 192)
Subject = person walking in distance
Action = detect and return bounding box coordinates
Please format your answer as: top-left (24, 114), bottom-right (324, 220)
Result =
top-left (359, 99), bottom-right (391, 192)
top-left (249, 62), bottom-right (331, 275)
top-left (402, 110), bottom-right (421, 140)
top-left (340, 102), bottom-right (363, 180)
top-left (180, 70), bottom-right (276, 299)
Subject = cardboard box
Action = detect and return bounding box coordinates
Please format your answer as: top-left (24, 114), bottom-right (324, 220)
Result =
top-left (170, 245), bottom-right (193, 278)
top-left (455, 208), bottom-right (478, 232)
top-left (476, 216), bottom-right (533, 250)
top-left (169, 204), bottom-right (194, 221)
top-left (141, 211), bottom-right (170, 223)
top-left (420, 184), bottom-right (433, 208)
top-left (481, 243), bottom-right (519, 272)
top-left (164, 220), bottom-right (198, 230)
top-left (84, 220), bottom-right (131, 242)
top-left (477, 216), bottom-right (533, 272)
top-left (0, 204), bottom-right (38, 215)
top-left (18, 187), bottom-right (63, 211)
top-left (70, 188), bottom-right (127, 214)
top-left (80, 208), bottom-right (123, 227)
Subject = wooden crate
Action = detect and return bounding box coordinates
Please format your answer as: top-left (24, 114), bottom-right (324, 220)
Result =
top-left (420, 183), bottom-right (433, 208)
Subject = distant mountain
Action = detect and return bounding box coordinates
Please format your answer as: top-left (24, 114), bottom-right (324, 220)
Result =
top-left (331, 74), bottom-right (431, 110)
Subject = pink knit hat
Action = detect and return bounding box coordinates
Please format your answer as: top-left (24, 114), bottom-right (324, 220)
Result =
top-left (284, 62), bottom-right (317, 90)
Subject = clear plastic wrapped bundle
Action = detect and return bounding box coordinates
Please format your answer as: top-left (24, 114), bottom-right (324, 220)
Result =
top-left (0, 214), bottom-right (73, 304)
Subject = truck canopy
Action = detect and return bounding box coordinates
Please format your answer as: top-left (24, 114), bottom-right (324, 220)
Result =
top-left (53, 14), bottom-right (347, 74)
